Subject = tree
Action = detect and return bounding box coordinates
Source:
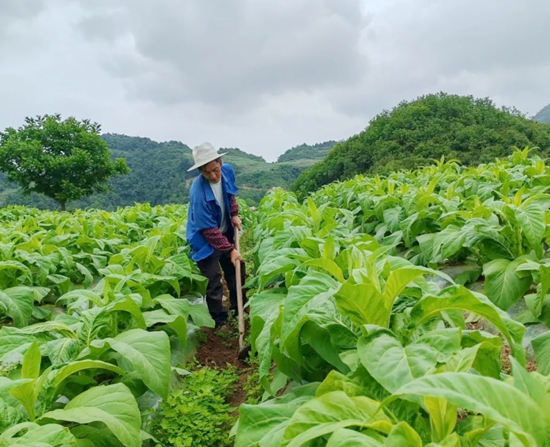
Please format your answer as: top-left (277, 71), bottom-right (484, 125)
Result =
top-left (292, 93), bottom-right (550, 199)
top-left (0, 114), bottom-right (130, 210)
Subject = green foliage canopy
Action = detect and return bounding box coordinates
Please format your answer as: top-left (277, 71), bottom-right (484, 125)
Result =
top-left (292, 93), bottom-right (550, 198)
top-left (0, 114), bottom-right (129, 209)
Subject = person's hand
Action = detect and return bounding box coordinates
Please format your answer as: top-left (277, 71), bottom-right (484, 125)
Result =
top-left (232, 215), bottom-right (242, 231)
top-left (230, 249), bottom-right (243, 266)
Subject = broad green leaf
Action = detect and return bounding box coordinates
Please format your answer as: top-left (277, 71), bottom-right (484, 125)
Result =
top-left (426, 432), bottom-right (462, 447)
top-left (0, 377), bottom-right (33, 397)
top-left (531, 331), bottom-right (550, 376)
top-left (515, 203), bottom-right (545, 253)
top-left (155, 294), bottom-right (214, 328)
top-left (0, 333), bottom-right (32, 362)
top-left (187, 301), bottom-right (215, 328)
top-left (281, 391), bottom-right (391, 447)
top-left (415, 328), bottom-right (461, 363)
top-left (410, 286), bottom-right (525, 364)
top-left (51, 360), bottom-right (125, 391)
top-left (47, 274), bottom-right (71, 294)
top-left (0, 289), bottom-right (34, 327)
top-left (57, 290), bottom-right (103, 308)
top-left (390, 373), bottom-right (547, 446)
top-left (78, 307), bottom-right (109, 347)
top-left (233, 384), bottom-right (317, 447)
top-left (104, 295), bottom-right (146, 329)
top-left (322, 236), bottom-right (337, 260)
top-left (336, 282), bottom-right (388, 327)
top-left (10, 380), bottom-right (37, 421)
top-left (166, 314), bottom-right (189, 348)
top-left (424, 397), bottom-right (456, 444)
top-left (234, 399), bottom-right (310, 447)
top-left (385, 421), bottom-right (423, 447)
top-left (87, 329), bottom-right (170, 398)
top-left (461, 330), bottom-right (502, 378)
top-left (9, 286), bottom-right (49, 303)
top-left (326, 428), bottom-right (384, 446)
top-left (279, 271), bottom-right (340, 365)
top-left (358, 327), bottom-right (438, 393)
top-left (15, 321), bottom-right (77, 338)
top-left (383, 207), bottom-right (404, 233)
top-left (0, 421), bottom-right (36, 442)
top-left (250, 292), bottom-right (285, 391)
top-left (439, 226), bottom-right (469, 261)
top-left (440, 345), bottom-right (481, 373)
top-left (482, 258), bottom-right (532, 310)
top-left (257, 248), bottom-right (307, 289)
top-left (0, 398), bottom-right (24, 432)
top-left (301, 322), bottom-right (353, 373)
top-left (0, 261), bottom-right (32, 287)
top-left (10, 342), bottom-right (41, 421)
top-left (316, 370), bottom-right (369, 398)
top-left (5, 423), bottom-right (75, 446)
top-left (299, 258), bottom-right (345, 282)
top-left (22, 341), bottom-right (41, 380)
top-left (42, 338), bottom-right (82, 365)
top-left (383, 266), bottom-right (452, 309)
top-left (510, 357), bottom-right (550, 411)
top-left (156, 294), bottom-right (213, 327)
top-left (75, 262), bottom-right (94, 288)
top-left (41, 383), bottom-right (141, 447)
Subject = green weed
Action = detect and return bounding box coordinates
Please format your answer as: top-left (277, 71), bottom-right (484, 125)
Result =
top-left (147, 366), bottom-right (238, 447)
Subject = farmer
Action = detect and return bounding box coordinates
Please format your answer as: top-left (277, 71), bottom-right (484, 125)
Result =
top-left (186, 142), bottom-right (246, 329)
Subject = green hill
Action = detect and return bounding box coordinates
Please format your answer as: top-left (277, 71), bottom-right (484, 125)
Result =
top-left (535, 103), bottom-right (550, 123)
top-left (292, 93), bottom-right (550, 199)
top-left (277, 141), bottom-right (337, 162)
top-left (0, 134), bottom-right (331, 209)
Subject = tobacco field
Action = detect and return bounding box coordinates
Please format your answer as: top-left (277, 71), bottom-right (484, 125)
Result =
top-left (233, 148), bottom-right (550, 447)
top-left (1, 149), bottom-right (550, 446)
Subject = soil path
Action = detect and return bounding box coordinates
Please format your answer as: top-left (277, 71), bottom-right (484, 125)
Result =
top-left (195, 326), bottom-right (252, 410)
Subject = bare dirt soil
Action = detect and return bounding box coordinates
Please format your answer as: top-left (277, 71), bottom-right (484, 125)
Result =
top-left (194, 325), bottom-right (252, 412)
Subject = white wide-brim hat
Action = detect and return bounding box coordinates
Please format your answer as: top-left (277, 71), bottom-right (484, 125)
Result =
top-left (187, 142), bottom-right (227, 172)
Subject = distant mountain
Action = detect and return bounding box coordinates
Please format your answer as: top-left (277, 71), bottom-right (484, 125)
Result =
top-left (0, 134), bottom-right (331, 209)
top-left (277, 141), bottom-right (337, 162)
top-left (535, 103), bottom-right (550, 123)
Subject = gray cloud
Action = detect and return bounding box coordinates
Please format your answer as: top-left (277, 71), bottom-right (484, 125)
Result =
top-left (0, 0), bottom-right (44, 21)
top-left (0, 0), bottom-right (45, 47)
top-left (0, 0), bottom-right (549, 161)
top-left (327, 0), bottom-right (550, 118)
top-left (73, 0), bottom-right (369, 109)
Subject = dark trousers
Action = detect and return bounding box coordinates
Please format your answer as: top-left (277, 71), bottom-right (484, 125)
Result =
top-left (197, 249), bottom-right (247, 326)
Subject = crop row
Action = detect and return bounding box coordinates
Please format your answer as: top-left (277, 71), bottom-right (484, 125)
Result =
top-left (0, 203), bottom-right (216, 446)
top-left (234, 150), bottom-right (550, 447)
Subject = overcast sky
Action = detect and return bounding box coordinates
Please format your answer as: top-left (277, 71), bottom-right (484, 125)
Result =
top-left (1, 0), bottom-right (549, 161)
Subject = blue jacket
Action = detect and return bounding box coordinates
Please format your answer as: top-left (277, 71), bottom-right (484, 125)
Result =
top-left (186, 163), bottom-right (238, 261)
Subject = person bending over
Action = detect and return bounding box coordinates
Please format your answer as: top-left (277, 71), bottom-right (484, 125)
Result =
top-left (186, 142), bottom-right (246, 329)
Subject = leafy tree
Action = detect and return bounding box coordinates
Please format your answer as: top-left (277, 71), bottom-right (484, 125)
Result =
top-left (292, 93), bottom-right (550, 199)
top-left (0, 115), bottom-right (130, 210)
top-left (535, 103), bottom-right (550, 123)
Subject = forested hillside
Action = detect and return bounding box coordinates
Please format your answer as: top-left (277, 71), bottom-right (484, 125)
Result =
top-left (535, 103), bottom-right (550, 123)
top-left (0, 134), bottom-right (330, 209)
top-left (292, 93), bottom-right (550, 198)
top-left (277, 141), bottom-right (336, 162)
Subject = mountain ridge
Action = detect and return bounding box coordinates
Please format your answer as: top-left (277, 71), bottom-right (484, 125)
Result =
top-left (0, 134), bottom-right (334, 209)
